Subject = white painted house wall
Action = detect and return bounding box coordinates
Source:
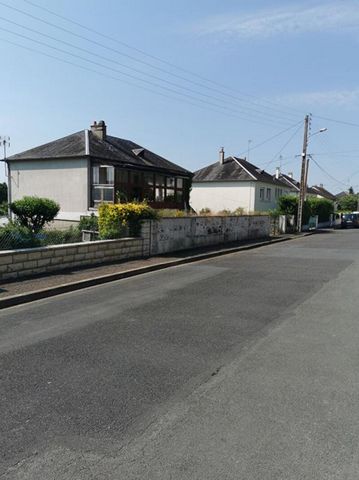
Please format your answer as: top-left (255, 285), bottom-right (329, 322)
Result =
top-left (253, 182), bottom-right (291, 212)
top-left (190, 181), bottom-right (255, 213)
top-left (10, 158), bottom-right (90, 215)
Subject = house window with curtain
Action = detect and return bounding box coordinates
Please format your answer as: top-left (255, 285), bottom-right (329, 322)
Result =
top-left (92, 165), bottom-right (115, 206)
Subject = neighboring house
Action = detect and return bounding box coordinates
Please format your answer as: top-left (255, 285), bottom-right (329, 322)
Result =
top-left (7, 121), bottom-right (192, 219)
top-left (309, 184), bottom-right (336, 202)
top-left (335, 191), bottom-right (349, 200)
top-left (190, 150), bottom-right (291, 213)
top-left (275, 171), bottom-right (318, 197)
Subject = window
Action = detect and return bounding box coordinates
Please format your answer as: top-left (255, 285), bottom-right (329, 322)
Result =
top-left (259, 188), bottom-right (265, 201)
top-left (266, 188), bottom-right (271, 201)
top-left (92, 165), bottom-right (114, 206)
top-left (143, 172), bottom-right (155, 201)
top-left (275, 188), bottom-right (283, 199)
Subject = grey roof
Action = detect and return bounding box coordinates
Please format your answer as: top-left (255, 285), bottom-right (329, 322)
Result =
top-left (310, 185), bottom-right (336, 201)
top-left (193, 156), bottom-right (288, 187)
top-left (277, 173), bottom-right (319, 195)
top-left (277, 173), bottom-right (300, 191)
top-left (8, 130), bottom-right (191, 176)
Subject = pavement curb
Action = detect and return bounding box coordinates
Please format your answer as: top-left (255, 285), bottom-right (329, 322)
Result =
top-left (0, 234), bottom-right (307, 309)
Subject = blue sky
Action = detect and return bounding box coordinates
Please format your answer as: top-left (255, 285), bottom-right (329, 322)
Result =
top-left (1, 0), bottom-right (359, 193)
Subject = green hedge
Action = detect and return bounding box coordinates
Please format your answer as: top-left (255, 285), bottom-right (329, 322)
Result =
top-left (98, 202), bottom-right (159, 238)
top-left (277, 195), bottom-right (334, 225)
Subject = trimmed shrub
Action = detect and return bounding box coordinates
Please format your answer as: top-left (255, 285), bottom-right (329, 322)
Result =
top-left (10, 196), bottom-right (60, 233)
top-left (78, 213), bottom-right (99, 232)
top-left (98, 202), bottom-right (159, 238)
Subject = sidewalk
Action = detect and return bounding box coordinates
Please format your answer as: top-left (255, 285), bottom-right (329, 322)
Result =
top-left (0, 236), bottom-right (294, 308)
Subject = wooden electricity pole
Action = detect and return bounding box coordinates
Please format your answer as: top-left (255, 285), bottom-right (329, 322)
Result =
top-left (297, 115), bottom-right (310, 232)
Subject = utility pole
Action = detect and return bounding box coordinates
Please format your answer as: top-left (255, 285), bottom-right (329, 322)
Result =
top-left (0, 136), bottom-right (11, 218)
top-left (297, 115), bottom-right (310, 232)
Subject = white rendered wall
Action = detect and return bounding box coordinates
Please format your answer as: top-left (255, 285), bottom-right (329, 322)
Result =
top-left (9, 158), bottom-right (90, 213)
top-left (190, 182), bottom-right (255, 213)
top-left (253, 182), bottom-right (292, 212)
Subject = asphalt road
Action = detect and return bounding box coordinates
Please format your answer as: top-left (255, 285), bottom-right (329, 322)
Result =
top-left (1, 229), bottom-right (359, 479)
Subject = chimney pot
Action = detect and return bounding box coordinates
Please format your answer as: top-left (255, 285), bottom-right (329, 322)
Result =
top-left (91, 120), bottom-right (107, 140)
top-left (219, 147), bottom-right (225, 165)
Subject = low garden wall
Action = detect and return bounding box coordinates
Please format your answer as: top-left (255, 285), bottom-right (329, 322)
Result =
top-left (0, 237), bottom-right (144, 281)
top-left (142, 215), bottom-right (270, 255)
top-left (0, 215), bottom-right (270, 282)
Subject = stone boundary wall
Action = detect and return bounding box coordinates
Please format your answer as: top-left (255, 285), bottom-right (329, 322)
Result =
top-left (0, 237), bottom-right (144, 282)
top-left (142, 215), bottom-right (270, 256)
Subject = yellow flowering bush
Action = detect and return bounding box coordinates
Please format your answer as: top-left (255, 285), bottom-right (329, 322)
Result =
top-left (98, 202), bottom-right (159, 238)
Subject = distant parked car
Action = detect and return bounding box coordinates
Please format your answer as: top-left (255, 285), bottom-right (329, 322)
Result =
top-left (341, 213), bottom-right (359, 228)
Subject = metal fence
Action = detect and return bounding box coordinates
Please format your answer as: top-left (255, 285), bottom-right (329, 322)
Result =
top-left (0, 226), bottom-right (83, 251)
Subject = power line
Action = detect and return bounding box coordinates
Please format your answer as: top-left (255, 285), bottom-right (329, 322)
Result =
top-left (261, 123), bottom-right (303, 170)
top-left (0, 15), bottom-right (294, 126)
top-left (0, 36), bottom-right (291, 128)
top-left (0, 0), bottom-right (301, 122)
top-left (237, 120), bottom-right (303, 158)
top-left (312, 114), bottom-right (359, 129)
top-left (310, 155), bottom-right (350, 188)
top-left (1, 26), bottom-right (295, 128)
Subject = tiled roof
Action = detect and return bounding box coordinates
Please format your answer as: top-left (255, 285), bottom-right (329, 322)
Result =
top-left (193, 156), bottom-right (288, 187)
top-left (310, 185), bottom-right (336, 201)
top-left (8, 130), bottom-right (191, 176)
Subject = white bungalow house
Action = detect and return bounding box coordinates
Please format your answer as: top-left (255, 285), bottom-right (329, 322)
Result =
top-left (190, 149), bottom-right (292, 214)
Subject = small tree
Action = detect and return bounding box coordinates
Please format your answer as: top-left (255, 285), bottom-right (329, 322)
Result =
top-left (337, 194), bottom-right (358, 212)
top-left (10, 196), bottom-right (60, 233)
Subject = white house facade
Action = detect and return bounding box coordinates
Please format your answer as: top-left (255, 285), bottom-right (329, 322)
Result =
top-left (190, 152), bottom-right (291, 214)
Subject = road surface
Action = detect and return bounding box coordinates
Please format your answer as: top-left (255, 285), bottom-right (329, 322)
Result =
top-left (1, 229), bottom-right (359, 479)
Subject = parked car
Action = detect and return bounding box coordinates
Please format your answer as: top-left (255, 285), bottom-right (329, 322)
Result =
top-left (341, 213), bottom-right (359, 228)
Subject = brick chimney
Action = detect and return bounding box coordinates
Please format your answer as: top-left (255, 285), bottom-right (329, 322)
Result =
top-left (91, 120), bottom-right (107, 140)
top-left (219, 147), bottom-right (225, 165)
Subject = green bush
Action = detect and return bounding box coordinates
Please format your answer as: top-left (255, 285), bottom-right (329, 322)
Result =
top-left (307, 197), bottom-right (334, 222)
top-left (0, 182), bottom-right (7, 204)
top-left (277, 195), bottom-right (311, 225)
top-left (337, 194), bottom-right (358, 212)
top-left (10, 196), bottom-right (60, 233)
top-left (0, 202), bottom-right (8, 216)
top-left (41, 227), bottom-right (82, 246)
top-left (199, 207), bottom-right (212, 215)
top-left (78, 213), bottom-right (98, 232)
top-left (0, 223), bottom-right (40, 250)
top-left (278, 195), bottom-right (334, 225)
top-left (98, 202), bottom-right (159, 238)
